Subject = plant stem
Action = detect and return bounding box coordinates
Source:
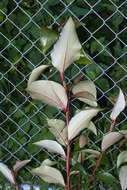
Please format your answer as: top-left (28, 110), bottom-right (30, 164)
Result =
top-left (90, 152), bottom-right (103, 182)
top-left (66, 143), bottom-right (71, 190)
top-left (66, 102), bottom-right (71, 190)
top-left (61, 71), bottom-right (71, 190)
top-left (11, 170), bottom-right (20, 190)
top-left (109, 120), bottom-right (116, 132)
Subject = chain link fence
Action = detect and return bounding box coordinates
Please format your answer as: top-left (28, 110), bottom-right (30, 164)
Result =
top-left (0, 0), bottom-right (127, 189)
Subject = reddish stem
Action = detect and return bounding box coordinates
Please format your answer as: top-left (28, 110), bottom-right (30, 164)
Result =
top-left (61, 70), bottom-right (71, 190)
top-left (66, 100), bottom-right (71, 190)
top-left (11, 169), bottom-right (19, 190)
top-left (90, 152), bottom-right (103, 183)
top-left (109, 120), bottom-right (116, 132)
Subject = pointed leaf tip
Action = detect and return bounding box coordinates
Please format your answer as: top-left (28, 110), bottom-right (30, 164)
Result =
top-left (68, 108), bottom-right (100, 140)
top-left (34, 140), bottom-right (66, 157)
top-left (26, 80), bottom-right (67, 110)
top-left (27, 65), bottom-right (49, 86)
top-left (32, 163), bottom-right (65, 186)
top-left (72, 81), bottom-right (97, 107)
top-left (0, 163), bottom-right (15, 184)
top-left (110, 88), bottom-right (125, 121)
top-left (117, 151), bottom-right (127, 168)
top-left (51, 17), bottom-right (82, 73)
top-left (119, 166), bottom-right (127, 190)
top-left (13, 160), bottom-right (30, 173)
top-left (101, 132), bottom-right (123, 152)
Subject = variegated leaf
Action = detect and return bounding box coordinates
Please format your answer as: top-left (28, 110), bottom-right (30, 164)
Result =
top-left (51, 17), bottom-right (81, 73)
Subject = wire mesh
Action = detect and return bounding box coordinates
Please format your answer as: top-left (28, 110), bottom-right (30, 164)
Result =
top-left (0, 0), bottom-right (127, 188)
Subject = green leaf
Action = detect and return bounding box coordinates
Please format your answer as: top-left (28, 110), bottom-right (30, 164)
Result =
top-left (70, 6), bottom-right (89, 17)
top-left (76, 49), bottom-right (93, 65)
top-left (97, 172), bottom-right (116, 184)
top-left (85, 64), bottom-right (102, 80)
top-left (112, 13), bottom-right (123, 27)
top-left (117, 151), bottom-right (127, 168)
top-left (40, 27), bottom-right (58, 53)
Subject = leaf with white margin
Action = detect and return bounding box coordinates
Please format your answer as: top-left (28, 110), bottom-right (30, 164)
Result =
top-left (68, 108), bottom-right (100, 140)
top-left (119, 165), bottom-right (127, 190)
top-left (42, 159), bottom-right (56, 166)
top-left (72, 81), bottom-right (97, 107)
top-left (51, 17), bottom-right (81, 73)
top-left (57, 127), bottom-right (68, 146)
top-left (0, 163), bottom-right (15, 184)
top-left (13, 160), bottom-right (30, 173)
top-left (47, 119), bottom-right (65, 129)
top-left (32, 162), bottom-right (65, 186)
top-left (33, 140), bottom-right (66, 158)
top-left (88, 121), bottom-right (97, 135)
top-left (27, 65), bottom-right (49, 86)
top-left (26, 80), bottom-right (67, 110)
top-left (47, 119), bottom-right (65, 137)
top-left (101, 132), bottom-right (124, 152)
top-left (83, 149), bottom-right (100, 157)
top-left (117, 151), bottom-right (127, 168)
top-left (110, 88), bottom-right (125, 121)
top-left (47, 119), bottom-right (67, 146)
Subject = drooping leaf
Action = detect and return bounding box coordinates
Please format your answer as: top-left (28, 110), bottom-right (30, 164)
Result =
top-left (33, 140), bottom-right (66, 157)
top-left (72, 81), bottom-right (97, 107)
top-left (47, 119), bottom-right (67, 146)
top-left (70, 170), bottom-right (79, 175)
top-left (0, 163), bottom-right (15, 184)
top-left (83, 149), bottom-right (100, 157)
top-left (68, 108), bottom-right (100, 140)
top-left (40, 27), bottom-right (58, 53)
top-left (88, 121), bottom-right (97, 135)
top-left (26, 80), bottom-right (68, 110)
top-left (101, 132), bottom-right (123, 152)
top-left (57, 127), bottom-right (68, 146)
top-left (42, 159), bottom-right (56, 166)
top-left (27, 65), bottom-right (49, 86)
top-left (73, 91), bottom-right (96, 102)
top-left (97, 172), bottom-right (116, 184)
top-left (51, 17), bottom-right (82, 73)
top-left (47, 119), bottom-right (65, 128)
top-left (117, 151), bottom-right (127, 168)
top-left (32, 162), bottom-right (65, 186)
top-left (110, 89), bottom-right (125, 121)
top-left (13, 160), bottom-right (30, 173)
top-left (119, 165), bottom-right (127, 190)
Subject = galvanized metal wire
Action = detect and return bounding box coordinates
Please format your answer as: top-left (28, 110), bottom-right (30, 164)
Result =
top-left (0, 0), bottom-right (127, 188)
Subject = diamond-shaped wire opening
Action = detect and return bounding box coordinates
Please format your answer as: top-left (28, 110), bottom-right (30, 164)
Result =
top-left (118, 1), bottom-right (127, 17)
top-left (24, 46), bottom-right (43, 66)
top-left (107, 38), bottom-right (126, 58)
top-left (68, 0), bottom-right (90, 19)
top-left (82, 11), bottom-right (103, 33)
top-left (43, 0), bottom-right (66, 19)
top-left (0, 34), bottom-right (9, 51)
top-left (118, 28), bottom-right (127, 46)
top-left (19, 0), bottom-right (41, 17)
top-left (1, 44), bottom-right (22, 64)
top-left (12, 33), bottom-right (32, 54)
top-left (106, 12), bottom-right (127, 33)
top-left (0, 19), bottom-right (19, 40)
top-left (0, 0), bottom-right (127, 188)
top-left (93, 0), bottom-right (116, 20)
top-left (9, 7), bottom-right (30, 29)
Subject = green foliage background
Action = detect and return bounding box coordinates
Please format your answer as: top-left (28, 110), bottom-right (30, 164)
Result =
top-left (0, 0), bottom-right (127, 189)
